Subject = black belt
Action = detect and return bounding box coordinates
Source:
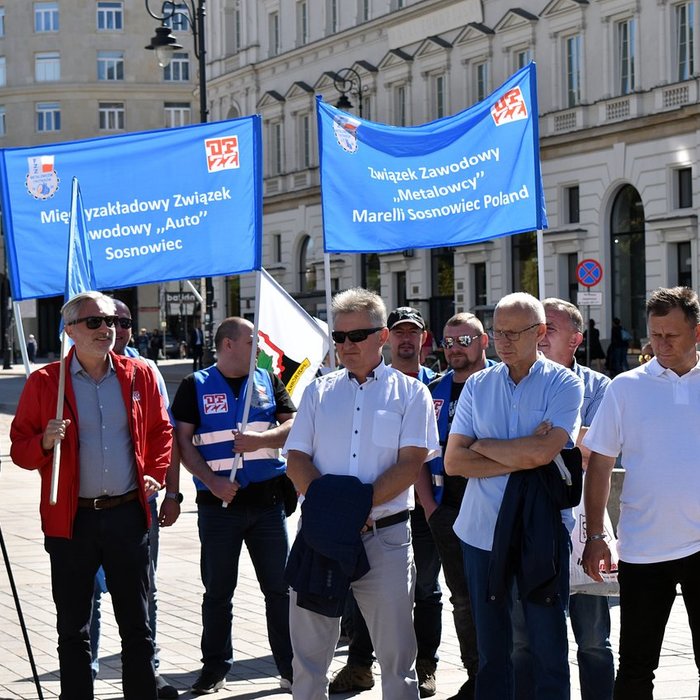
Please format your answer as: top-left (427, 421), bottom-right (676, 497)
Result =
top-left (362, 509), bottom-right (409, 533)
top-left (77, 490), bottom-right (139, 510)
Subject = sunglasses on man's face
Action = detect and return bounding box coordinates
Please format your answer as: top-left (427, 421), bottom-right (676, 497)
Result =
top-left (66, 315), bottom-right (121, 330)
top-left (331, 327), bottom-right (384, 344)
top-left (439, 333), bottom-right (482, 349)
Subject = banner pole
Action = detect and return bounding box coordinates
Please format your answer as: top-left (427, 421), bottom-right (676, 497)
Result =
top-left (224, 269), bottom-right (262, 507)
top-left (323, 253), bottom-right (335, 370)
top-left (536, 229), bottom-right (545, 300)
top-left (49, 332), bottom-right (69, 505)
top-left (12, 302), bottom-right (31, 378)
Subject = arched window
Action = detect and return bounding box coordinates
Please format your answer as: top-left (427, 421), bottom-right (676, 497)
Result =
top-left (226, 105), bottom-right (240, 120)
top-left (610, 185), bottom-right (646, 344)
top-left (299, 235), bottom-right (316, 292)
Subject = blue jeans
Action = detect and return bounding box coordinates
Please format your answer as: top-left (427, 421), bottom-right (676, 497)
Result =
top-left (197, 501), bottom-right (292, 680)
top-left (569, 594), bottom-right (614, 700)
top-left (464, 525), bottom-right (570, 700)
top-left (614, 550), bottom-right (700, 700)
top-left (90, 499), bottom-right (159, 677)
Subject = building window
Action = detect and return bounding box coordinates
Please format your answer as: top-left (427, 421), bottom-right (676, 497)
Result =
top-left (359, 0), bottom-right (370, 22)
top-left (511, 232), bottom-right (538, 296)
top-left (515, 48), bottom-right (531, 70)
top-left (98, 102), bottom-right (124, 130)
top-left (566, 185), bottom-right (580, 223)
top-left (97, 2), bottom-right (123, 30)
top-left (272, 233), bottom-right (282, 263)
top-left (299, 235), bottom-right (316, 292)
top-left (36, 102), bottom-right (60, 132)
top-left (298, 113), bottom-right (311, 169)
top-left (97, 50), bottom-right (124, 81)
top-left (165, 102), bottom-right (191, 127)
top-left (565, 34), bottom-right (582, 107)
top-left (395, 84), bottom-right (407, 126)
top-left (676, 241), bottom-right (693, 287)
top-left (473, 262), bottom-right (487, 307)
top-left (475, 61), bottom-right (488, 102)
top-left (232, 8), bottom-right (241, 51)
top-left (269, 121), bottom-right (283, 175)
top-left (616, 18), bottom-right (636, 94)
top-left (34, 2), bottom-right (59, 32)
top-left (566, 253), bottom-right (578, 304)
top-left (0, 7), bottom-right (5, 37)
top-left (327, 0), bottom-right (338, 34)
top-left (395, 271), bottom-right (407, 307)
top-left (268, 11), bottom-right (280, 57)
top-left (0, 106), bottom-right (5, 136)
top-left (362, 253), bottom-right (381, 293)
top-left (677, 167), bottom-right (693, 208)
top-left (432, 74), bottom-right (446, 119)
top-left (35, 52), bottom-right (60, 81)
top-left (675, 2), bottom-right (695, 81)
top-left (164, 3), bottom-right (189, 31)
top-left (297, 1), bottom-right (308, 45)
top-left (0, 57), bottom-right (5, 87)
top-left (163, 52), bottom-right (189, 81)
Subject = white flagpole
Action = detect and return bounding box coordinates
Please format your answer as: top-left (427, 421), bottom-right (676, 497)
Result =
top-left (536, 229), bottom-right (545, 300)
top-left (224, 269), bottom-right (262, 507)
top-left (12, 302), bottom-right (31, 378)
top-left (323, 253), bottom-right (336, 370)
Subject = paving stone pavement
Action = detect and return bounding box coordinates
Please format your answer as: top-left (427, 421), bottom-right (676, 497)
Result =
top-left (0, 360), bottom-right (697, 699)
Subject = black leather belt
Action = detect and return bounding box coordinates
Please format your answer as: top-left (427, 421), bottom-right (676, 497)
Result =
top-left (362, 509), bottom-right (409, 533)
top-left (77, 490), bottom-right (139, 510)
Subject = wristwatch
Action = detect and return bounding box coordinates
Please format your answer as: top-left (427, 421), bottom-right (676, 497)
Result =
top-left (165, 491), bottom-right (184, 504)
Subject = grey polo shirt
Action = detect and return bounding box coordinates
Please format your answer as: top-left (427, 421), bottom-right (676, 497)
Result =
top-left (71, 354), bottom-right (138, 498)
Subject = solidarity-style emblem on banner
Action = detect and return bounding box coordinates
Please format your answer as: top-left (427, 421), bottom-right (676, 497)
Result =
top-left (205, 135), bottom-right (240, 173)
top-left (491, 87), bottom-right (528, 126)
top-left (332, 115), bottom-right (361, 153)
top-left (25, 155), bottom-right (60, 200)
top-left (203, 393), bottom-right (229, 415)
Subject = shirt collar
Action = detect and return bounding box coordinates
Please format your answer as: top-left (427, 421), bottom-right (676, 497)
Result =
top-left (70, 351), bottom-right (115, 378)
top-left (645, 354), bottom-right (700, 378)
top-left (346, 357), bottom-right (387, 383)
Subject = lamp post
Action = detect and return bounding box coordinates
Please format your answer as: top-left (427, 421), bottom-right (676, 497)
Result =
top-left (144, 0), bottom-right (215, 365)
top-left (333, 67), bottom-right (363, 118)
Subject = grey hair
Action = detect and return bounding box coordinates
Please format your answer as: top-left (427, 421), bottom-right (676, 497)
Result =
top-left (542, 297), bottom-right (583, 333)
top-left (331, 287), bottom-right (387, 327)
top-left (495, 292), bottom-right (545, 324)
top-left (61, 291), bottom-right (115, 324)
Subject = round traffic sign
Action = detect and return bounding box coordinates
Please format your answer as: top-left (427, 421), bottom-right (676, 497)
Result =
top-left (576, 259), bottom-right (603, 288)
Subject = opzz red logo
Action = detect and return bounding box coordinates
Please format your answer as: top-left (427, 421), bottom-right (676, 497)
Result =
top-left (491, 87), bottom-right (528, 126)
top-left (205, 136), bottom-right (240, 173)
top-left (203, 393), bottom-right (229, 415)
top-left (433, 399), bottom-right (444, 421)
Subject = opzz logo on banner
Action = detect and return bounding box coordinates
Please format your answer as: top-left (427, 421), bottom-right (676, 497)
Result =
top-left (491, 87), bottom-right (528, 126)
top-left (203, 393), bottom-right (229, 414)
top-left (205, 136), bottom-right (240, 173)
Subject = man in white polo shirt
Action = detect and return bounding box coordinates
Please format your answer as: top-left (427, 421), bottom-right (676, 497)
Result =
top-left (582, 286), bottom-right (700, 699)
top-left (285, 287), bottom-right (440, 700)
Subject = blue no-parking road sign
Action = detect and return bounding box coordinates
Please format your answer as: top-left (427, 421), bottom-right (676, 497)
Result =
top-left (576, 258), bottom-right (603, 288)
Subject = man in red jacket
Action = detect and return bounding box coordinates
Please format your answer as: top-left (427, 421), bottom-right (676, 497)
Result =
top-left (10, 291), bottom-right (172, 700)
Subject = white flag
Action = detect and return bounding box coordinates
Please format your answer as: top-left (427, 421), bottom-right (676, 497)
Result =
top-left (257, 268), bottom-right (329, 406)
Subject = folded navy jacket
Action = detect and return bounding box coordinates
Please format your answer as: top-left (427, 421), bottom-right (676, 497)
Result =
top-left (285, 473), bottom-right (373, 618)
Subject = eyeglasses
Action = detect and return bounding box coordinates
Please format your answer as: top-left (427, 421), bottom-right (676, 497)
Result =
top-left (440, 333), bottom-right (482, 349)
top-left (331, 327), bottom-right (384, 344)
top-left (115, 317), bottom-right (133, 329)
top-left (487, 323), bottom-right (541, 342)
top-left (66, 315), bottom-right (119, 329)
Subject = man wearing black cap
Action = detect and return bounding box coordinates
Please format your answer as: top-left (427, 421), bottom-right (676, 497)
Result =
top-left (329, 306), bottom-right (442, 698)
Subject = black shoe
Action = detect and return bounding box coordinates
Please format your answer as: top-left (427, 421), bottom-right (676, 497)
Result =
top-left (191, 670), bottom-right (226, 695)
top-left (156, 674), bottom-right (179, 699)
top-left (447, 677), bottom-right (475, 700)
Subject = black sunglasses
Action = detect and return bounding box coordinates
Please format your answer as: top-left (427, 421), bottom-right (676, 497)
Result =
top-left (331, 327), bottom-right (384, 344)
top-left (67, 315), bottom-right (120, 329)
top-left (440, 333), bottom-right (482, 349)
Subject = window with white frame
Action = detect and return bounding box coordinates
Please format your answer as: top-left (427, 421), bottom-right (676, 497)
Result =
top-left (97, 2), bottom-right (123, 31)
top-left (432, 74), bottom-right (447, 119)
top-left (0, 57), bottom-right (5, 87)
top-left (675, 1), bottom-right (695, 81)
top-left (165, 102), bottom-right (191, 127)
top-left (297, 113), bottom-right (311, 169)
top-left (0, 106), bottom-right (5, 136)
top-left (36, 102), bottom-right (60, 131)
top-left (232, 8), bottom-right (241, 51)
top-left (164, 3), bottom-right (189, 31)
top-left (514, 48), bottom-right (531, 70)
top-left (358, 0), bottom-right (370, 22)
top-left (565, 185), bottom-right (580, 223)
top-left (97, 50), bottom-right (124, 80)
top-left (272, 233), bottom-right (282, 263)
top-left (616, 17), bottom-right (636, 94)
top-left (0, 7), bottom-right (5, 37)
top-left (34, 2), bottom-right (59, 32)
top-left (363, 94), bottom-right (372, 120)
top-left (269, 121), bottom-right (283, 175)
top-left (475, 61), bottom-right (488, 102)
top-left (98, 102), bottom-right (124, 130)
top-left (163, 52), bottom-right (189, 81)
top-left (565, 34), bottom-right (582, 107)
top-left (269, 11), bottom-right (280, 56)
top-left (327, 0), bottom-right (338, 34)
top-left (394, 84), bottom-right (407, 126)
top-left (676, 167), bottom-right (693, 208)
top-left (35, 52), bottom-right (60, 81)
top-left (297, 1), bottom-right (308, 45)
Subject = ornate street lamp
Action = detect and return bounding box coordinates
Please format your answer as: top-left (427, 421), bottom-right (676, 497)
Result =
top-left (334, 67), bottom-right (363, 118)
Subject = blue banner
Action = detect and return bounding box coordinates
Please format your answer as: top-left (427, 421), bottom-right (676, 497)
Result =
top-left (318, 63), bottom-right (547, 254)
top-left (0, 118), bottom-right (262, 300)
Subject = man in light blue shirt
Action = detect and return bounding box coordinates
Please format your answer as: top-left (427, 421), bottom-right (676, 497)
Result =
top-left (445, 293), bottom-right (583, 700)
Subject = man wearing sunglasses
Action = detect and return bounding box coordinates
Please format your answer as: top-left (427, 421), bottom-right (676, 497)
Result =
top-left (172, 316), bottom-right (295, 695)
top-left (423, 313), bottom-right (493, 700)
top-left (10, 291), bottom-right (173, 700)
top-left (444, 293), bottom-right (583, 700)
top-left (285, 288), bottom-right (440, 700)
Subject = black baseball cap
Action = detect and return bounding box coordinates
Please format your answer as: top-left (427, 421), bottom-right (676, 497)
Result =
top-left (387, 307), bottom-right (425, 330)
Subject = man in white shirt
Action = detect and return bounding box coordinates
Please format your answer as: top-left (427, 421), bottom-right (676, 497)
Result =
top-left (285, 287), bottom-right (440, 700)
top-left (582, 286), bottom-right (700, 699)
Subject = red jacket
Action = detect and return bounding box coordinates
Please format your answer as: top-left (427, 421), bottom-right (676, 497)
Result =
top-left (10, 349), bottom-right (172, 538)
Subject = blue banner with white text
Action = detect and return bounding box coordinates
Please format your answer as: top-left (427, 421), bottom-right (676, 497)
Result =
top-left (0, 117), bottom-right (262, 300)
top-left (318, 63), bottom-right (547, 253)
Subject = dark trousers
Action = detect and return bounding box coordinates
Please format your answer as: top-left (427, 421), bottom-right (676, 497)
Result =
top-left (614, 550), bottom-right (700, 700)
top-left (346, 505), bottom-right (442, 667)
top-left (44, 499), bottom-right (155, 700)
top-left (192, 345), bottom-right (203, 371)
top-left (197, 501), bottom-right (293, 680)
